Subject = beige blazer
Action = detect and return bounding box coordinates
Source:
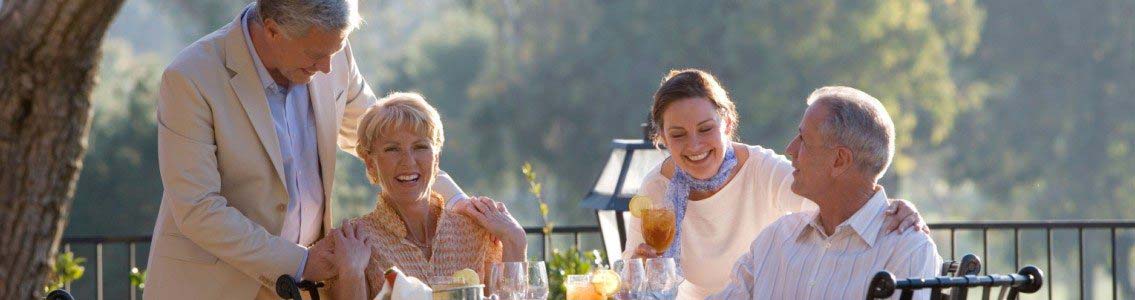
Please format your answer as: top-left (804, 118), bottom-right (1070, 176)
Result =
top-left (143, 13), bottom-right (463, 300)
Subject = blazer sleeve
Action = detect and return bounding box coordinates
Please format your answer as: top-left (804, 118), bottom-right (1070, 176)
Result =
top-left (336, 40), bottom-right (376, 158)
top-left (156, 68), bottom-right (306, 289)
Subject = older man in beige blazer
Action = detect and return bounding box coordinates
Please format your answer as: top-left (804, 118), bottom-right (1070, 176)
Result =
top-left (143, 1), bottom-right (466, 299)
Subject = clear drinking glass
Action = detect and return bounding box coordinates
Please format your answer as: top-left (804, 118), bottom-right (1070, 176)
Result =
top-left (640, 197), bottom-right (676, 255)
top-left (613, 258), bottom-right (646, 300)
top-left (643, 258), bottom-right (683, 300)
top-left (428, 275), bottom-right (466, 291)
top-left (526, 261), bottom-right (549, 300)
top-left (490, 262), bottom-right (529, 300)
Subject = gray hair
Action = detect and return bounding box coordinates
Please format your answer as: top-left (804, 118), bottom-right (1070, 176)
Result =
top-left (805, 86), bottom-right (896, 180)
top-left (253, 0), bottom-right (362, 38)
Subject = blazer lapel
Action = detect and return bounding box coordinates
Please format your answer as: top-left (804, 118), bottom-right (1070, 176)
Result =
top-left (308, 72), bottom-right (340, 234)
top-left (223, 15), bottom-right (288, 191)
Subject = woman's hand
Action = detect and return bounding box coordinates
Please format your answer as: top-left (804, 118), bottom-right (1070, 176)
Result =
top-left (629, 243), bottom-right (661, 259)
top-left (457, 196), bottom-right (527, 261)
top-left (330, 221), bottom-right (373, 277)
top-left (327, 221), bottom-right (372, 300)
top-left (884, 199), bottom-right (930, 234)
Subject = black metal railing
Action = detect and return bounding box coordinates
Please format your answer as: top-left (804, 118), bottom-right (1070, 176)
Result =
top-left (523, 225), bottom-right (604, 261)
top-left (59, 235), bottom-right (150, 300)
top-left (929, 220), bottom-right (1135, 300)
top-left (56, 227), bottom-right (601, 300)
top-left (58, 221), bottom-right (1133, 299)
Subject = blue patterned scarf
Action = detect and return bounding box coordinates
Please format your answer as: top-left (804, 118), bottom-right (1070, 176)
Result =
top-left (663, 146), bottom-right (738, 269)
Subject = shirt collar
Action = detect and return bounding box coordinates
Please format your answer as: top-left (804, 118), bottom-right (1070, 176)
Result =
top-left (798, 187), bottom-right (890, 248)
top-left (240, 7), bottom-right (285, 94)
top-left (366, 193), bottom-right (445, 239)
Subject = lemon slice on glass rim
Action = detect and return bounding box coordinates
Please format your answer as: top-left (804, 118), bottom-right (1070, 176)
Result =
top-left (590, 268), bottom-right (621, 296)
top-left (628, 195), bottom-right (652, 218)
top-left (451, 268), bottom-right (480, 285)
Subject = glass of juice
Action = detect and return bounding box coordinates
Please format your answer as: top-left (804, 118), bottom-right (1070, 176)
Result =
top-left (640, 198), bottom-right (676, 255)
top-left (565, 275), bottom-right (604, 300)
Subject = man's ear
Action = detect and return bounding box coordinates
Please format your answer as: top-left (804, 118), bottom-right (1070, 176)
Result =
top-left (831, 146), bottom-right (855, 177)
top-left (263, 18), bottom-right (286, 41)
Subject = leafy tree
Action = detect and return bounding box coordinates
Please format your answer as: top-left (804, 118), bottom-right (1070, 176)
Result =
top-left (945, 1), bottom-right (1135, 297)
top-left (0, 0), bottom-right (125, 297)
top-left (69, 41), bottom-right (164, 236)
top-left (464, 0), bottom-right (984, 219)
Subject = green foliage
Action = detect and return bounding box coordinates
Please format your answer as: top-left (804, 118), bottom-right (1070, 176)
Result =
top-left (545, 248), bottom-right (605, 300)
top-left (68, 40), bottom-right (164, 236)
top-left (44, 251), bottom-right (86, 293)
top-left (465, 0), bottom-right (985, 201)
top-left (945, 0), bottom-right (1135, 220)
top-left (523, 162), bottom-right (554, 236)
top-left (940, 3), bottom-right (1135, 295)
top-left (130, 267), bottom-right (147, 290)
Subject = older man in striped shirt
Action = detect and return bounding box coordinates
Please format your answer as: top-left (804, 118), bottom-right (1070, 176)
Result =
top-left (709, 86), bottom-right (942, 300)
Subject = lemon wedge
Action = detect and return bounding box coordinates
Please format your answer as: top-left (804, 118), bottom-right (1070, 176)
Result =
top-left (452, 268), bottom-right (480, 286)
top-left (590, 269), bottom-right (621, 296)
top-left (629, 195), bottom-right (652, 218)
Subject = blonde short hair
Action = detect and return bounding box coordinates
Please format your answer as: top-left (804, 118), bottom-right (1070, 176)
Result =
top-left (356, 92), bottom-right (445, 183)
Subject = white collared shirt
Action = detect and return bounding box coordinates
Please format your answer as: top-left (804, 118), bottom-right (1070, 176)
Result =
top-left (241, 8), bottom-right (324, 248)
top-left (708, 188), bottom-right (942, 300)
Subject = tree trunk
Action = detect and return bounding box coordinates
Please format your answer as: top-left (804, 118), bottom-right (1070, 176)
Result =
top-left (0, 0), bottom-right (124, 298)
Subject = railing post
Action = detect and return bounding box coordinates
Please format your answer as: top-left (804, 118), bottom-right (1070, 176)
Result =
top-left (574, 233), bottom-right (581, 251)
top-left (543, 234), bottom-right (550, 262)
top-left (130, 242), bottom-right (137, 300)
top-left (1013, 228), bottom-right (1020, 270)
top-left (1110, 228), bottom-right (1117, 300)
top-left (949, 229), bottom-right (956, 261)
top-left (96, 243), bottom-right (104, 300)
top-left (1047, 227), bottom-right (1053, 300)
top-left (982, 228), bottom-right (988, 275)
top-left (1078, 227), bottom-right (1084, 300)
top-left (63, 243), bottom-right (71, 291)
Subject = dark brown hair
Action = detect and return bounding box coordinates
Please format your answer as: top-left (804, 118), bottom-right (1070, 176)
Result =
top-left (649, 68), bottom-right (739, 146)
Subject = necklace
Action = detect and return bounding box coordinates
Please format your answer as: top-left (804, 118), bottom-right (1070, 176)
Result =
top-left (405, 201), bottom-right (434, 254)
top-left (381, 194), bottom-right (438, 258)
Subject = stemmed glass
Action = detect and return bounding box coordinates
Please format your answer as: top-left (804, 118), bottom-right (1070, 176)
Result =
top-left (643, 258), bottom-right (683, 300)
top-left (613, 258), bottom-right (647, 300)
top-left (526, 261), bottom-right (549, 300)
top-left (489, 262), bottom-right (529, 300)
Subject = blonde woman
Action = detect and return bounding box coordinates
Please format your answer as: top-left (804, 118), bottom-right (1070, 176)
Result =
top-left (324, 92), bottom-right (527, 299)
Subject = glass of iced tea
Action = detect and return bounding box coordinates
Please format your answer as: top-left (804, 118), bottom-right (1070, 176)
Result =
top-left (640, 197), bottom-right (676, 255)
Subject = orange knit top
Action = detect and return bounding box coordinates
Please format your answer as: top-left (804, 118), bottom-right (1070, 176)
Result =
top-left (335, 192), bottom-right (503, 298)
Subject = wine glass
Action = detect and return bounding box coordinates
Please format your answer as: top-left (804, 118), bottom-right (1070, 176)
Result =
top-left (644, 258), bottom-right (683, 300)
top-left (490, 262), bottom-right (529, 300)
top-left (526, 261), bottom-right (549, 300)
top-left (639, 196), bottom-right (676, 255)
top-left (613, 258), bottom-right (646, 300)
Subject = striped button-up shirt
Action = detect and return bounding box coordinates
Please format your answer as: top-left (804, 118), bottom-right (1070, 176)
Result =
top-left (708, 188), bottom-right (941, 300)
